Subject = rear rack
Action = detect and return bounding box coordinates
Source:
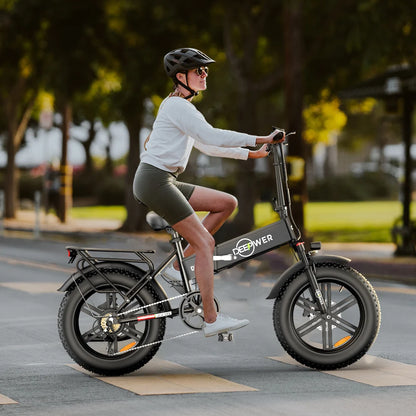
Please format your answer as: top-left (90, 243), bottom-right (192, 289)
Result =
top-left (66, 246), bottom-right (155, 274)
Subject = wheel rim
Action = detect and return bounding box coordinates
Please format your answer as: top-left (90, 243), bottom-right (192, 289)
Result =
top-left (290, 278), bottom-right (365, 352)
top-left (73, 284), bottom-right (149, 358)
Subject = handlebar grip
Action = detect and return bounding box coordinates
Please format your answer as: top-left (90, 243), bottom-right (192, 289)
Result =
top-left (273, 131), bottom-right (284, 142)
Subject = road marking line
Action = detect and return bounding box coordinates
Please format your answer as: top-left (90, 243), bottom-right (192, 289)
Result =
top-left (0, 282), bottom-right (58, 294)
top-left (68, 359), bottom-right (258, 395)
top-left (0, 255), bottom-right (70, 273)
top-left (269, 355), bottom-right (416, 386)
top-left (0, 393), bottom-right (18, 405)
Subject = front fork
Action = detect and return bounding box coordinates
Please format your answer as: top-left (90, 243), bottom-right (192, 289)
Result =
top-left (294, 242), bottom-right (328, 315)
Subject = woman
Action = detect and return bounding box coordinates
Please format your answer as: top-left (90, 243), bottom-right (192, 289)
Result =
top-left (133, 48), bottom-right (283, 337)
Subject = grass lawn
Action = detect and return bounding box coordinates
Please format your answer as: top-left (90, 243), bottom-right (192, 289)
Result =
top-left (71, 205), bottom-right (127, 221)
top-left (305, 201), bottom-right (414, 242)
top-left (71, 200), bottom-right (415, 243)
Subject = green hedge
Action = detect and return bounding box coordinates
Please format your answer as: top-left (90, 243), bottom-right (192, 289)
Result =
top-left (73, 171), bottom-right (126, 205)
top-left (308, 172), bottom-right (399, 202)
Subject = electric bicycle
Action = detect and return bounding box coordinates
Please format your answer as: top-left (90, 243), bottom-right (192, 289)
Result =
top-left (57, 133), bottom-right (381, 376)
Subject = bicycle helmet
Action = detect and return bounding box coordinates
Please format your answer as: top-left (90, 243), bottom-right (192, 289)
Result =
top-left (164, 48), bottom-right (215, 98)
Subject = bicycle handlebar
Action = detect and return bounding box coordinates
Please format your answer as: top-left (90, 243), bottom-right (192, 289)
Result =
top-left (266, 130), bottom-right (296, 153)
top-left (273, 130), bottom-right (285, 142)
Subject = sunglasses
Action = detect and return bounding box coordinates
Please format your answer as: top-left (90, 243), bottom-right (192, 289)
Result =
top-left (193, 66), bottom-right (209, 76)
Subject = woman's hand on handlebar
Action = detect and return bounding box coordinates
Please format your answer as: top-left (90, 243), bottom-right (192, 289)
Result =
top-left (248, 144), bottom-right (269, 159)
top-left (255, 129), bottom-right (285, 145)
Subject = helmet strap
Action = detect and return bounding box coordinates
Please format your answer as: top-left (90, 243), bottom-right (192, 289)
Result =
top-left (175, 73), bottom-right (199, 99)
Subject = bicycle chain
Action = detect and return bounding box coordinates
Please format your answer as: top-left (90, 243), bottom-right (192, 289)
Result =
top-left (117, 292), bottom-right (186, 317)
top-left (110, 329), bottom-right (199, 356)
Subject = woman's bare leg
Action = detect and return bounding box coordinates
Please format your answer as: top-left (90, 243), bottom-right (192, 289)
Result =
top-left (172, 212), bottom-right (217, 323)
top-left (183, 186), bottom-right (237, 258)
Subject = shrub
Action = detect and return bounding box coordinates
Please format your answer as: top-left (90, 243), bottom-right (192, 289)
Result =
top-left (308, 172), bottom-right (399, 201)
top-left (95, 176), bottom-right (126, 205)
top-left (19, 173), bottom-right (43, 199)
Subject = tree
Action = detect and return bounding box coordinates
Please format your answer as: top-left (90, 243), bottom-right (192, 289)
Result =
top-left (72, 68), bottom-right (122, 176)
top-left (0, 0), bottom-right (45, 218)
top-left (106, 0), bottom-right (208, 231)
top-left (41, 0), bottom-right (111, 221)
top-left (210, 0), bottom-right (284, 235)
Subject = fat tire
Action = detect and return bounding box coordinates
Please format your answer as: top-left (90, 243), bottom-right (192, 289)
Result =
top-left (58, 268), bottom-right (166, 376)
top-left (273, 263), bottom-right (381, 370)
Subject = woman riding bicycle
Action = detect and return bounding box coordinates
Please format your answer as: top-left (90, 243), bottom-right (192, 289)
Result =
top-left (133, 47), bottom-right (283, 337)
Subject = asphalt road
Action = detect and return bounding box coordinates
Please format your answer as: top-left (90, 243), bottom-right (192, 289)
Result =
top-left (1, 235), bottom-right (416, 416)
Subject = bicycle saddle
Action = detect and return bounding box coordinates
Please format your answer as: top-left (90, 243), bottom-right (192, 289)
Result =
top-left (146, 211), bottom-right (170, 231)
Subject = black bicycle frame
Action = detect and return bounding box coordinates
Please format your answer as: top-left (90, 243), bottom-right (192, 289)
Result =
top-left (62, 140), bottom-right (328, 315)
top-left (182, 140), bottom-right (328, 313)
top-left (183, 141), bottom-right (299, 277)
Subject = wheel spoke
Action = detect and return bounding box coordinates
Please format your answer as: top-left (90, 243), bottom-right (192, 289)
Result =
top-left (331, 294), bottom-right (357, 315)
top-left (80, 323), bottom-right (104, 343)
top-left (106, 336), bottom-right (119, 354)
top-left (81, 303), bottom-right (103, 318)
top-left (122, 325), bottom-right (145, 342)
top-left (297, 315), bottom-right (324, 337)
top-left (296, 296), bottom-right (318, 315)
top-left (322, 320), bottom-right (333, 350)
top-left (321, 282), bottom-right (332, 308)
top-left (330, 315), bottom-right (358, 335)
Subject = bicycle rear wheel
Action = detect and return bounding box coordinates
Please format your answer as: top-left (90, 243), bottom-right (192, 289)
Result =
top-left (273, 263), bottom-right (381, 370)
top-left (58, 269), bottom-right (166, 376)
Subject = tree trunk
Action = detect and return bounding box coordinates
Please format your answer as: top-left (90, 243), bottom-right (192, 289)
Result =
top-left (232, 87), bottom-right (258, 235)
top-left (284, 0), bottom-right (306, 235)
top-left (396, 93), bottom-right (414, 255)
top-left (58, 101), bottom-right (72, 223)
top-left (4, 94), bottom-right (36, 218)
top-left (120, 113), bottom-right (147, 232)
top-left (83, 120), bottom-right (95, 176)
top-left (5, 126), bottom-right (18, 219)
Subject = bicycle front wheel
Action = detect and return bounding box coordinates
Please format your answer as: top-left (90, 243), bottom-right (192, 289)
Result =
top-left (58, 269), bottom-right (166, 376)
top-left (273, 263), bottom-right (381, 370)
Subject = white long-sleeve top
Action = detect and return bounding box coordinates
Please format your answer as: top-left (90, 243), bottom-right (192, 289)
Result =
top-left (141, 96), bottom-right (257, 174)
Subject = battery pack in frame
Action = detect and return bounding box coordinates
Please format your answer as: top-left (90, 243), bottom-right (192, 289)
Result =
top-left (183, 220), bottom-right (292, 278)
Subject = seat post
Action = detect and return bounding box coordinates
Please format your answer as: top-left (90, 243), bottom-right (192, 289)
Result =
top-left (167, 227), bottom-right (191, 292)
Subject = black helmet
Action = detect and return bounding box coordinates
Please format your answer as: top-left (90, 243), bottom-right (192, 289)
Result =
top-left (164, 48), bottom-right (215, 79)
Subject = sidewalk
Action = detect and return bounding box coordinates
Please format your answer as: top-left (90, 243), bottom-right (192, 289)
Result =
top-left (2, 210), bottom-right (415, 286)
top-left (2, 210), bottom-right (121, 235)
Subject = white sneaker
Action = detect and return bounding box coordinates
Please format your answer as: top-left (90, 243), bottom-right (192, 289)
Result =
top-left (161, 265), bottom-right (197, 292)
top-left (203, 313), bottom-right (249, 337)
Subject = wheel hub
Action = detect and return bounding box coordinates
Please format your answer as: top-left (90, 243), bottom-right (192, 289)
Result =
top-left (100, 313), bottom-right (121, 334)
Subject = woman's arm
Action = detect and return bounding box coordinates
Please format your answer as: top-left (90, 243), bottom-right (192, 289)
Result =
top-left (194, 141), bottom-right (249, 160)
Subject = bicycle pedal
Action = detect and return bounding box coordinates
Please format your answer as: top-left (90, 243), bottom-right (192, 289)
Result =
top-left (218, 332), bottom-right (234, 342)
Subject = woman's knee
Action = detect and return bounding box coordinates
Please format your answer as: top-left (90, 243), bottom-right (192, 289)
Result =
top-left (228, 194), bottom-right (238, 211)
top-left (220, 193), bottom-right (238, 215)
top-left (173, 215), bottom-right (215, 251)
top-left (196, 231), bottom-right (215, 253)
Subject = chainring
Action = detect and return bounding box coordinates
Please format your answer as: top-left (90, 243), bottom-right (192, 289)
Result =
top-left (179, 291), bottom-right (220, 329)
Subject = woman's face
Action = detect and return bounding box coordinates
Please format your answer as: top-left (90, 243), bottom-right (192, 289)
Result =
top-left (178, 66), bottom-right (208, 93)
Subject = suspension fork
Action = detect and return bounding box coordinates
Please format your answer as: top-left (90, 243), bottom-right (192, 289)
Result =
top-left (294, 242), bottom-right (328, 314)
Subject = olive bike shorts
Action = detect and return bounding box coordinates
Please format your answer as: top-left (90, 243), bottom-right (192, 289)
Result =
top-left (133, 162), bottom-right (195, 225)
